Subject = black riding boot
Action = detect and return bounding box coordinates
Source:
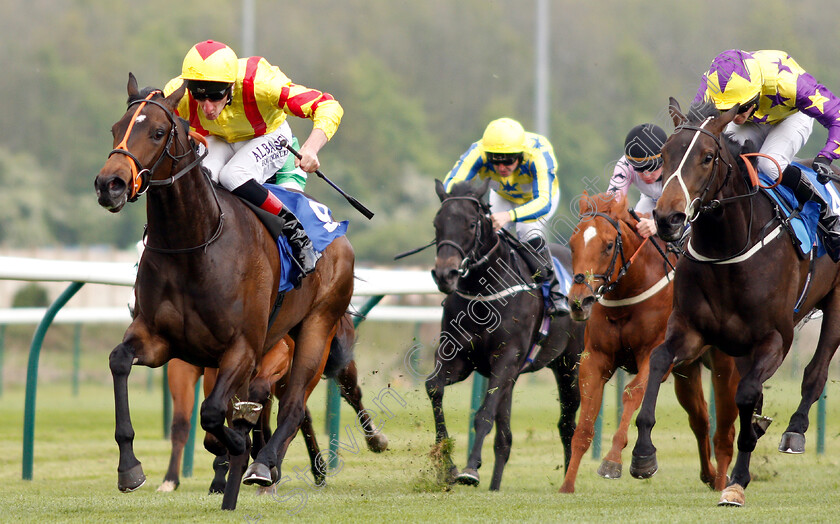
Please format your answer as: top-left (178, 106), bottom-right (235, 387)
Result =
top-left (781, 164), bottom-right (840, 262)
top-left (279, 207), bottom-right (320, 285)
top-left (523, 237), bottom-right (569, 316)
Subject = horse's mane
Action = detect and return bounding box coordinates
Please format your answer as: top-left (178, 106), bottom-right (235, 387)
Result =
top-left (580, 191), bottom-right (631, 223)
top-left (685, 100), bottom-right (757, 170)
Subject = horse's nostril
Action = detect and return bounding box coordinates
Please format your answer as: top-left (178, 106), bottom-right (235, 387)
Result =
top-left (582, 296), bottom-right (596, 309)
top-left (447, 269), bottom-right (460, 281)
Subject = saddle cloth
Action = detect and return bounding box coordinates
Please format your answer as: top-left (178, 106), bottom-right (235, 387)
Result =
top-left (760, 162), bottom-right (840, 259)
top-left (248, 184), bottom-right (348, 292)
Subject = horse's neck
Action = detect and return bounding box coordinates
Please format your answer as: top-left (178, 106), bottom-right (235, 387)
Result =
top-left (146, 165), bottom-right (221, 250)
top-left (689, 175), bottom-right (765, 259)
top-left (458, 232), bottom-right (526, 292)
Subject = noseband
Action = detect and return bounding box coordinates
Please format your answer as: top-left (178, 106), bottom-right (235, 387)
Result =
top-left (108, 91), bottom-right (206, 202)
top-left (435, 196), bottom-right (501, 277)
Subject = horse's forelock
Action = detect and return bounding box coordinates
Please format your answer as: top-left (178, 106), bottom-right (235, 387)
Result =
top-left (448, 180), bottom-right (483, 199)
top-left (127, 86), bottom-right (163, 106)
top-left (686, 100), bottom-right (719, 124)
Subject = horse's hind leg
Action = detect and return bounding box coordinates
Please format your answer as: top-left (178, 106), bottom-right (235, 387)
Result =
top-left (781, 302), bottom-right (840, 453)
top-left (299, 405), bottom-right (327, 487)
top-left (672, 360), bottom-right (716, 489)
top-left (488, 388), bottom-right (514, 491)
top-left (599, 358), bottom-right (651, 480)
top-left (548, 351), bottom-right (580, 473)
top-left (158, 360), bottom-right (202, 492)
top-left (337, 360), bottom-right (388, 452)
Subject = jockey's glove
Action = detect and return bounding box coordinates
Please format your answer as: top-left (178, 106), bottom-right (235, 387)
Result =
top-left (813, 156), bottom-right (834, 184)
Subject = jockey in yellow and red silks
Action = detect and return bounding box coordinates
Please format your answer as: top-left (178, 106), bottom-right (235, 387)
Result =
top-left (163, 40), bottom-right (344, 284)
top-left (695, 49), bottom-right (840, 261)
top-left (442, 118), bottom-right (567, 316)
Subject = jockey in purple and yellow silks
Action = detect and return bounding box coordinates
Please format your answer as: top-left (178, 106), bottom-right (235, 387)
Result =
top-left (163, 40), bottom-right (344, 284)
top-left (442, 118), bottom-right (567, 316)
top-left (695, 49), bottom-right (840, 261)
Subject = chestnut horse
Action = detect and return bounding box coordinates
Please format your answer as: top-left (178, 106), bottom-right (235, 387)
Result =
top-left (631, 98), bottom-right (840, 506)
top-left (94, 75), bottom-right (354, 510)
top-left (428, 179), bottom-right (583, 491)
top-left (561, 191), bottom-right (739, 493)
top-left (159, 313), bottom-right (387, 493)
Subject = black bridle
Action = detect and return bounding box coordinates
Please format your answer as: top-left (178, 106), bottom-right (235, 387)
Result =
top-left (108, 92), bottom-right (223, 254)
top-left (572, 212), bottom-right (631, 298)
top-left (434, 195), bottom-right (501, 278)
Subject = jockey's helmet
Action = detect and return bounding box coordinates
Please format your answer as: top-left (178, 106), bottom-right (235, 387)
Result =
top-left (624, 124), bottom-right (667, 172)
top-left (482, 118), bottom-right (527, 155)
top-left (181, 40), bottom-right (239, 84)
top-left (702, 49), bottom-right (763, 111)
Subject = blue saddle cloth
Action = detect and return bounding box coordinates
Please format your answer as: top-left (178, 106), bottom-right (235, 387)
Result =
top-left (540, 256), bottom-right (572, 304)
top-left (264, 184), bottom-right (349, 292)
top-left (759, 162), bottom-right (836, 258)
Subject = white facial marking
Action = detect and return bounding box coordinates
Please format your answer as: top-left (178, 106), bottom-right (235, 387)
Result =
top-left (583, 226), bottom-right (597, 246)
top-left (135, 115), bottom-right (146, 123)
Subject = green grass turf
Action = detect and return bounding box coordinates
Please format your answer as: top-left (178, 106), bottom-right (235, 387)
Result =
top-left (1, 368), bottom-right (840, 523)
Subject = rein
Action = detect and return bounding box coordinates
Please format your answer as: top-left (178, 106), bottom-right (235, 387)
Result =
top-left (108, 91), bottom-right (223, 254)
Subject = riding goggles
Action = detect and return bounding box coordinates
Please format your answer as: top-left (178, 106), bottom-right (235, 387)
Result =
top-left (186, 80), bottom-right (232, 102)
top-left (487, 152), bottom-right (521, 166)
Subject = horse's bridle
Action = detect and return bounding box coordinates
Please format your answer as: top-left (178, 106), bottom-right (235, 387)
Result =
top-left (435, 196), bottom-right (501, 278)
top-left (109, 91), bottom-right (206, 202)
top-left (572, 212), bottom-right (632, 298)
top-left (108, 91), bottom-right (224, 254)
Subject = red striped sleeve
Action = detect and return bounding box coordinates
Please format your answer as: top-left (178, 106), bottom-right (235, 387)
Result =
top-left (187, 97), bottom-right (209, 136)
top-left (242, 56), bottom-right (267, 137)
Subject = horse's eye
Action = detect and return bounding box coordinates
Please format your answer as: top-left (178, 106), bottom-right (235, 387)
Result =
top-left (704, 153), bottom-right (714, 164)
top-left (154, 129), bottom-right (166, 140)
top-left (469, 222), bottom-right (477, 231)
top-left (605, 241), bottom-right (614, 252)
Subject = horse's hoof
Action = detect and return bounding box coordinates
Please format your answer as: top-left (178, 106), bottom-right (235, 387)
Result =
top-left (597, 459), bottom-right (622, 479)
top-left (156, 480), bottom-right (178, 492)
top-left (242, 462), bottom-right (274, 487)
top-left (456, 468), bottom-right (480, 486)
top-left (118, 464), bottom-right (146, 493)
top-left (444, 465), bottom-right (459, 484)
top-left (718, 483), bottom-right (745, 506)
top-left (778, 431), bottom-right (806, 454)
top-left (752, 414), bottom-right (773, 438)
top-left (208, 482), bottom-right (225, 495)
top-left (629, 453), bottom-right (658, 479)
top-left (366, 432), bottom-right (389, 453)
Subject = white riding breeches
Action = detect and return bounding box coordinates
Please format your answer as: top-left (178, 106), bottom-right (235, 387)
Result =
top-left (489, 189), bottom-right (560, 244)
top-left (202, 121), bottom-right (296, 190)
top-left (724, 111), bottom-right (814, 179)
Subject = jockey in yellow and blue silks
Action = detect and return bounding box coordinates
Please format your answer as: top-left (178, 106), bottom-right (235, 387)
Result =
top-left (694, 49), bottom-right (840, 261)
top-left (163, 40), bottom-right (343, 283)
top-left (442, 118), bottom-right (567, 315)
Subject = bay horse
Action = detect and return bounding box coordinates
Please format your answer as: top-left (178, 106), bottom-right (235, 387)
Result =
top-left (94, 74), bottom-right (354, 510)
top-left (631, 98), bottom-right (840, 506)
top-left (428, 178), bottom-right (584, 491)
top-left (561, 191), bottom-right (739, 493)
top-left (159, 313), bottom-right (387, 493)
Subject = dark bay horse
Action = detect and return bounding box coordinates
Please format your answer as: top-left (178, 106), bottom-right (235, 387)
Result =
top-left (631, 98), bottom-right (840, 506)
top-left (159, 313), bottom-right (387, 493)
top-left (428, 179), bottom-right (583, 491)
top-left (94, 74), bottom-right (354, 510)
top-left (561, 191), bottom-right (739, 493)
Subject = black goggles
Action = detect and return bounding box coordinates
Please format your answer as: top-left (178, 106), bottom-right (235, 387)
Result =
top-left (633, 157), bottom-right (663, 173)
top-left (487, 153), bottom-right (521, 166)
top-left (190, 89), bottom-right (229, 102)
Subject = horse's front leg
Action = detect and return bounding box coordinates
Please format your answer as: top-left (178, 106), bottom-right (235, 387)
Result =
top-left (549, 349), bottom-right (580, 473)
top-left (631, 316), bottom-right (704, 480)
top-left (245, 320), bottom-right (335, 486)
top-left (720, 333), bottom-right (785, 507)
top-left (159, 359), bottom-right (203, 492)
top-left (457, 359), bottom-right (519, 488)
top-left (109, 326), bottom-right (170, 492)
top-left (337, 360), bottom-right (388, 452)
top-left (488, 387), bottom-right (514, 491)
top-left (425, 353), bottom-right (473, 483)
top-left (671, 360), bottom-right (716, 489)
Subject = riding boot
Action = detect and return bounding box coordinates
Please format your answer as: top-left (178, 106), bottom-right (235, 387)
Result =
top-left (232, 179), bottom-right (320, 286)
top-left (278, 207), bottom-right (321, 285)
top-left (781, 164), bottom-right (840, 262)
top-left (522, 237), bottom-right (569, 316)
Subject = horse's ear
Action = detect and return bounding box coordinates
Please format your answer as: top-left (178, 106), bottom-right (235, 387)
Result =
top-left (163, 82), bottom-right (187, 112)
top-left (710, 105), bottom-right (738, 134)
top-left (127, 73), bottom-right (139, 98)
top-left (578, 192), bottom-right (593, 216)
top-left (435, 179), bottom-right (448, 202)
top-left (668, 97), bottom-right (686, 127)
